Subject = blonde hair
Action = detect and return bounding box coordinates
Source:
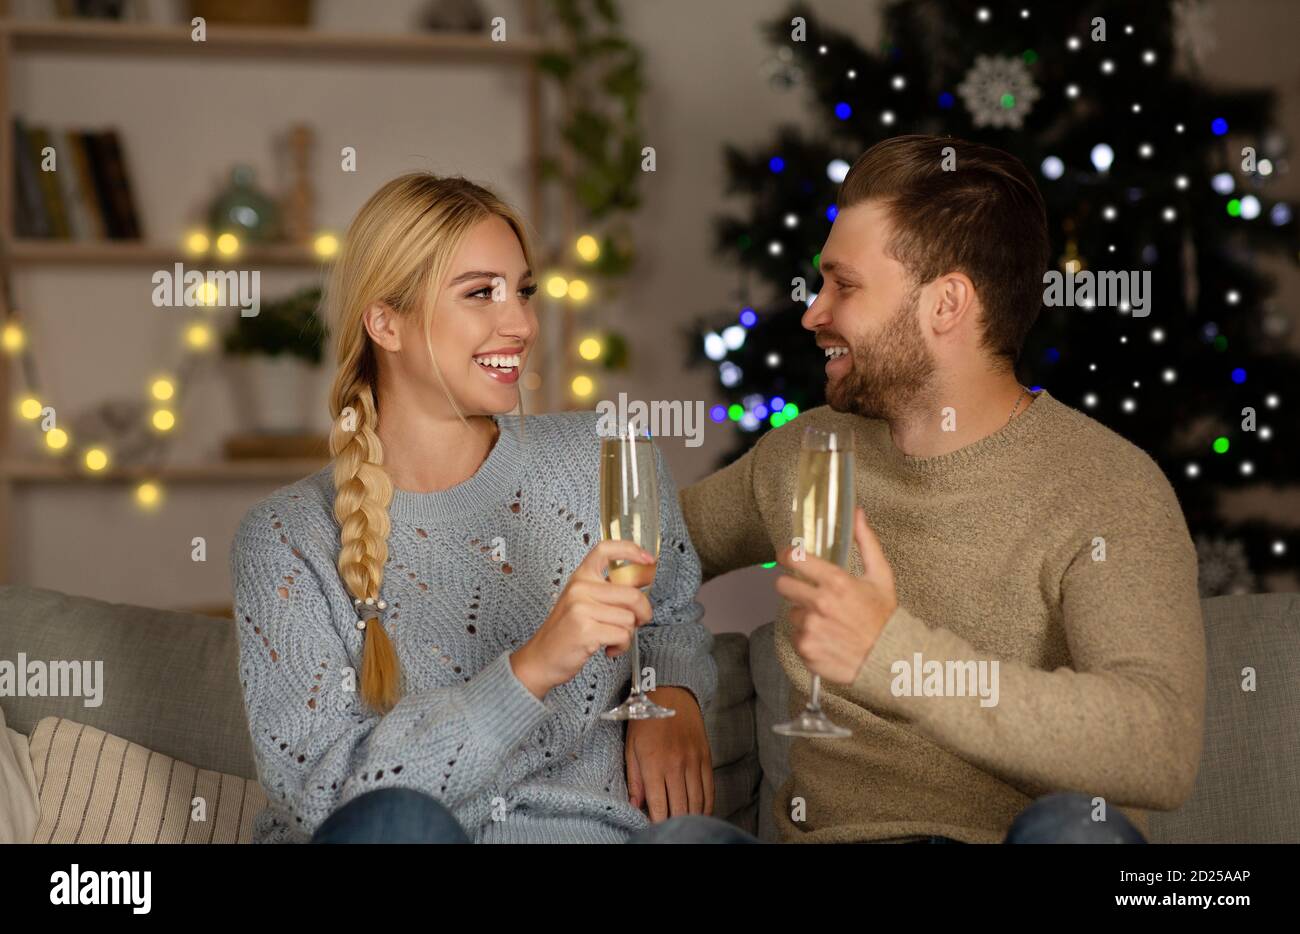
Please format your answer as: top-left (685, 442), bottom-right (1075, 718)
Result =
top-left (325, 174), bottom-right (535, 715)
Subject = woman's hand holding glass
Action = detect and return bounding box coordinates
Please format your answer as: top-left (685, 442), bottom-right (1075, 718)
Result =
top-left (510, 539), bottom-right (655, 700)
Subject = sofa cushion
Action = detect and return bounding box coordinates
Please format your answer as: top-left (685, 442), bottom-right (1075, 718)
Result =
top-left (702, 632), bottom-right (759, 828)
top-left (0, 585), bottom-right (257, 780)
top-left (1147, 593), bottom-right (1300, 843)
top-left (27, 716), bottom-right (265, 843)
top-left (749, 622), bottom-right (792, 843)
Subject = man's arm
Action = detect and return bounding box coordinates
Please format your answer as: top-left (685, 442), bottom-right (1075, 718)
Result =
top-left (846, 483), bottom-right (1206, 811)
top-left (680, 442), bottom-right (775, 583)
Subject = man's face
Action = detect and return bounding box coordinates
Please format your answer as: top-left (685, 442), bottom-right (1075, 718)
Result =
top-left (801, 200), bottom-right (936, 420)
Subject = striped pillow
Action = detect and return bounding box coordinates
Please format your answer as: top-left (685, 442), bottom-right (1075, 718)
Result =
top-left (27, 717), bottom-right (266, 844)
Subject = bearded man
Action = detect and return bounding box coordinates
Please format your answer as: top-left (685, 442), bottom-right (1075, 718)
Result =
top-left (681, 134), bottom-right (1206, 844)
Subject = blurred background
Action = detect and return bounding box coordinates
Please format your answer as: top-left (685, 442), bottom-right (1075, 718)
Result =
top-left (1, 0), bottom-right (1297, 634)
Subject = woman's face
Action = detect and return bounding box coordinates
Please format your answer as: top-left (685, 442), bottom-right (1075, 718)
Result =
top-left (379, 215), bottom-right (538, 418)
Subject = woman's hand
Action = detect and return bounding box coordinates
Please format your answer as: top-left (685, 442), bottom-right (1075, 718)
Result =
top-left (510, 539), bottom-right (654, 699)
top-left (626, 687), bottom-right (714, 820)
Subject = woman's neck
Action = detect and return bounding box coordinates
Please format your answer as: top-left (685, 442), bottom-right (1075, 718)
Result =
top-left (376, 406), bottom-right (500, 495)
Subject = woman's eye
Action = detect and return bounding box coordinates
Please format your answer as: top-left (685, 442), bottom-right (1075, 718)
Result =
top-left (467, 286), bottom-right (493, 300)
top-left (519, 284), bottom-right (539, 301)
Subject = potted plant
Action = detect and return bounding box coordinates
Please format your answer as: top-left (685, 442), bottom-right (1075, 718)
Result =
top-left (222, 285), bottom-right (328, 435)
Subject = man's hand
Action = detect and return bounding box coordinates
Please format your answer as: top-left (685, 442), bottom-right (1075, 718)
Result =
top-left (775, 506), bottom-right (898, 683)
top-left (625, 686), bottom-right (713, 821)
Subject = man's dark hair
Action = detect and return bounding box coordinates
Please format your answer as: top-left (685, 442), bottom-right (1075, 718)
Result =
top-left (838, 134), bottom-right (1051, 365)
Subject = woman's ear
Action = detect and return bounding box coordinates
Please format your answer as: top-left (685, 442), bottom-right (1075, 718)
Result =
top-left (363, 302), bottom-right (402, 352)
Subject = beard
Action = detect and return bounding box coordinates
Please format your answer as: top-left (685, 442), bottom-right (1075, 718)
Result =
top-left (825, 284), bottom-right (936, 420)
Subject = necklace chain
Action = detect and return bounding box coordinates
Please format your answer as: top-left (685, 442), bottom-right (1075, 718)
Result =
top-left (1008, 386), bottom-right (1030, 423)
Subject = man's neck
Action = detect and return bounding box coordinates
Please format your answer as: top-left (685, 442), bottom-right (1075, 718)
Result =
top-left (886, 370), bottom-right (1032, 459)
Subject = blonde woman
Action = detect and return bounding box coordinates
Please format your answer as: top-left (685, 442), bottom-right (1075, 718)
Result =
top-left (230, 174), bottom-right (754, 844)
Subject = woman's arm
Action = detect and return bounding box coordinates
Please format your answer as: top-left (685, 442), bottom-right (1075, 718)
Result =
top-left (230, 503), bottom-right (551, 841)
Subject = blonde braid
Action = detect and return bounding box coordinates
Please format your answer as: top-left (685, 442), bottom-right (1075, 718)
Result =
top-left (330, 377), bottom-right (400, 714)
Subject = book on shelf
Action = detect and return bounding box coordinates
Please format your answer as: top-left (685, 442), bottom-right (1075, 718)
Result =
top-left (10, 119), bottom-right (143, 241)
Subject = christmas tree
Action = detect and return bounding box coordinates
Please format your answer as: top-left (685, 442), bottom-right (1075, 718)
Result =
top-left (688, 0), bottom-right (1299, 591)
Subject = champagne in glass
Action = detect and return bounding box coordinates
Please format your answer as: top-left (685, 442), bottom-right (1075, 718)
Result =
top-left (773, 425), bottom-right (854, 738)
top-left (598, 420), bottom-right (675, 720)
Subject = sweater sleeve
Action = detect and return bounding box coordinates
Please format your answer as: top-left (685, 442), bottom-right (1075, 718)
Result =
top-left (844, 479), bottom-right (1207, 812)
top-left (230, 504), bottom-right (551, 841)
top-left (679, 439), bottom-right (776, 583)
top-left (635, 442), bottom-right (718, 712)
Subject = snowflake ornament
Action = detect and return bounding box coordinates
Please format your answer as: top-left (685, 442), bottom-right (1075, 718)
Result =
top-left (957, 54), bottom-right (1040, 129)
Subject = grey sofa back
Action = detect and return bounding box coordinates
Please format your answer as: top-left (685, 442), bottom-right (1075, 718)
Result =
top-left (2, 585), bottom-right (1297, 842)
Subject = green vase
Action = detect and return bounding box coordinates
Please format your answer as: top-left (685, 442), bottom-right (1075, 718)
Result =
top-left (209, 165), bottom-right (279, 243)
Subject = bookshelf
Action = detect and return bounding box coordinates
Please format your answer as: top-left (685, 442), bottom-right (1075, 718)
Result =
top-left (0, 4), bottom-right (558, 583)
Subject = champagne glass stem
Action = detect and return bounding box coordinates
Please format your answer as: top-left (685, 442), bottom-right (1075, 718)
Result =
top-left (629, 628), bottom-right (643, 699)
top-left (808, 674), bottom-right (823, 712)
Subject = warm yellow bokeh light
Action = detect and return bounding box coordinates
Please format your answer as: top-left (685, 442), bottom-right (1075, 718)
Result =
top-left (567, 279), bottom-right (590, 302)
top-left (215, 233), bottom-right (240, 256)
top-left (185, 231), bottom-right (210, 255)
top-left (546, 275), bottom-right (569, 298)
top-left (571, 375), bottom-right (594, 397)
top-left (19, 396), bottom-right (43, 420)
top-left (185, 323), bottom-right (212, 349)
top-left (136, 481), bottom-right (161, 508)
top-left (152, 409), bottom-right (176, 431)
top-left (45, 427), bottom-right (69, 450)
top-left (2, 322), bottom-right (25, 353)
top-left (578, 337), bottom-right (602, 361)
top-left (151, 378), bottom-right (175, 401)
top-left (314, 233), bottom-right (340, 258)
top-left (198, 281), bottom-right (219, 306)
top-left (84, 448), bottom-right (109, 471)
top-left (575, 234), bottom-right (600, 262)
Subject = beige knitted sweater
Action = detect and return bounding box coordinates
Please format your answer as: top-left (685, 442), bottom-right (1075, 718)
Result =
top-left (681, 390), bottom-right (1206, 843)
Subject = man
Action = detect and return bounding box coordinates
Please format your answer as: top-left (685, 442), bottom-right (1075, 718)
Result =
top-left (681, 134), bottom-right (1206, 843)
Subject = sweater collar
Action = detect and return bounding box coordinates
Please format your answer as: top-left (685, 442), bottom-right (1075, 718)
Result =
top-left (387, 414), bottom-right (525, 524)
top-left (865, 388), bottom-right (1061, 479)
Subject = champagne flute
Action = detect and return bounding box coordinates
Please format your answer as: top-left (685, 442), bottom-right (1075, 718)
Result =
top-left (599, 419), bottom-right (675, 720)
top-left (774, 425), bottom-right (854, 738)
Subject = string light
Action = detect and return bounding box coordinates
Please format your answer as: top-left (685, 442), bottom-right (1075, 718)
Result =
top-left (575, 235), bottom-right (600, 262)
top-left (313, 233), bottom-right (340, 258)
top-left (2, 321), bottom-right (25, 353)
top-left (215, 233), bottom-right (240, 257)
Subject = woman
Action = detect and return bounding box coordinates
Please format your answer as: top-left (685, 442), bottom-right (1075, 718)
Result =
top-left (230, 174), bottom-right (754, 844)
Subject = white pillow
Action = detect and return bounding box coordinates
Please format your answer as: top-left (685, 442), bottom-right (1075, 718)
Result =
top-left (0, 704), bottom-right (39, 843)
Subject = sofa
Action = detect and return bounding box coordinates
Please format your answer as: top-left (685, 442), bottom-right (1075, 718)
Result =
top-left (1, 584), bottom-right (1297, 842)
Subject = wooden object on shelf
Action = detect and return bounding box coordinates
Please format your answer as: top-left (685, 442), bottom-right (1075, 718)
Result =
top-left (191, 0), bottom-right (312, 28)
top-left (280, 123), bottom-right (314, 244)
top-left (223, 431), bottom-right (328, 460)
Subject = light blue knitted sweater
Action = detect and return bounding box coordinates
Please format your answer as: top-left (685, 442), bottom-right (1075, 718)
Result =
top-left (229, 411), bottom-right (717, 844)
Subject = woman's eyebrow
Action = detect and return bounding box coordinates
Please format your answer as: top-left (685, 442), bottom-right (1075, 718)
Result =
top-left (448, 269), bottom-right (535, 286)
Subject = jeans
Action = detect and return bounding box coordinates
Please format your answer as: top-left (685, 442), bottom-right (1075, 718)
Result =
top-left (310, 788), bottom-right (759, 844)
top-left (915, 792), bottom-right (1148, 844)
top-left (310, 788), bottom-right (1143, 844)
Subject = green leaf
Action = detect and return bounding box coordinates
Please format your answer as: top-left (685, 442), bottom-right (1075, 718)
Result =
top-left (537, 52), bottom-right (573, 81)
